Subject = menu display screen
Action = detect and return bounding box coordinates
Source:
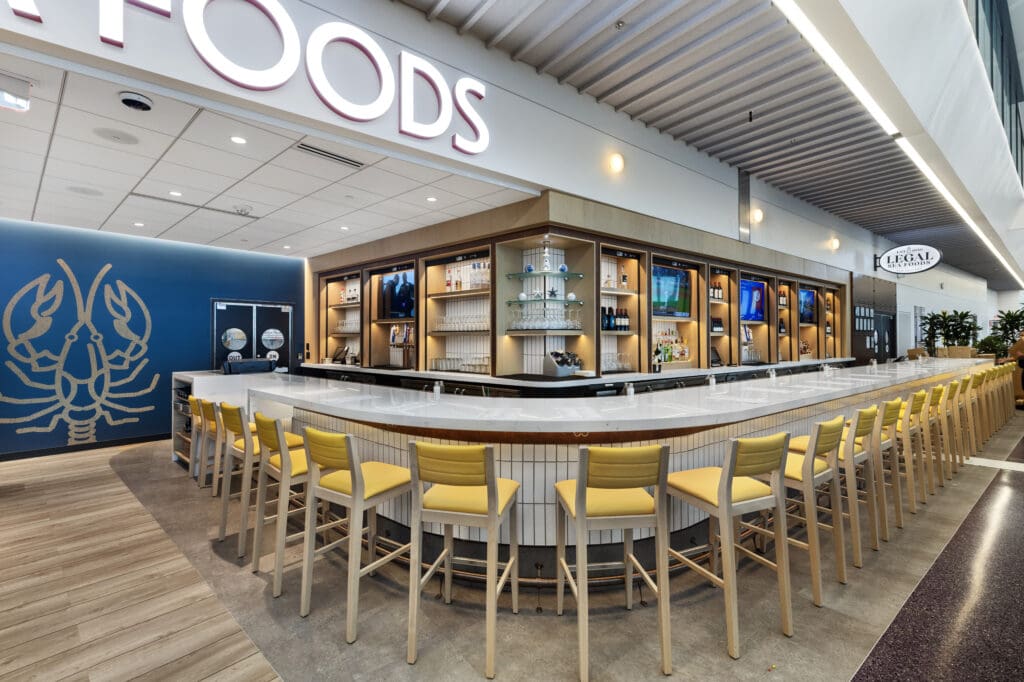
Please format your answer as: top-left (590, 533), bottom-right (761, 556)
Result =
top-left (739, 279), bottom-right (766, 322)
top-left (651, 265), bottom-right (692, 318)
top-left (799, 289), bottom-right (816, 324)
top-left (378, 269), bottom-right (415, 319)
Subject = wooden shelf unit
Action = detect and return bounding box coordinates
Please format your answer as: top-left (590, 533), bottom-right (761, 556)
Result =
top-left (599, 246), bottom-right (645, 374)
top-left (650, 254), bottom-right (701, 368)
top-left (368, 263), bottom-right (417, 370)
top-left (323, 271), bottom-right (362, 365)
top-left (423, 248), bottom-right (493, 374)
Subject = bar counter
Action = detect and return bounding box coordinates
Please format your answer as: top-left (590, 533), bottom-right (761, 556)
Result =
top-left (245, 358), bottom-right (985, 548)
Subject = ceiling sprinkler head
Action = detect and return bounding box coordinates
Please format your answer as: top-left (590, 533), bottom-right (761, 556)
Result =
top-left (233, 204), bottom-right (253, 217)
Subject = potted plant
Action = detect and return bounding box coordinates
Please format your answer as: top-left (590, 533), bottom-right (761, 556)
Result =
top-left (975, 334), bottom-right (1008, 358)
top-left (992, 308), bottom-right (1024, 354)
top-left (919, 312), bottom-right (943, 357)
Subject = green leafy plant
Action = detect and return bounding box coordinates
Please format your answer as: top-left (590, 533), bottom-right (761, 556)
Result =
top-left (946, 310), bottom-right (980, 347)
top-left (991, 309), bottom-right (1024, 354)
top-left (975, 334), bottom-right (1008, 357)
top-left (919, 312), bottom-right (944, 356)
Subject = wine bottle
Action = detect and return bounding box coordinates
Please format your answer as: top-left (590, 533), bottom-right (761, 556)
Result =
top-left (601, 307), bottom-right (609, 331)
top-left (623, 308), bottom-right (630, 331)
top-left (445, 266), bottom-right (452, 292)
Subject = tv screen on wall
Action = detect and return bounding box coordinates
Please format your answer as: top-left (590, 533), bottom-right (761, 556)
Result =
top-left (378, 269), bottom-right (415, 319)
top-left (739, 279), bottom-right (766, 322)
top-left (799, 289), bottom-right (816, 324)
top-left (651, 264), bottom-right (692, 318)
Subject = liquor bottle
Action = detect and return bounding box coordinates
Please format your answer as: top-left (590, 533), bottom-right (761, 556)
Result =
top-left (614, 308), bottom-right (622, 331)
top-left (826, 322), bottom-right (832, 335)
top-left (623, 308), bottom-right (630, 331)
top-left (682, 337), bottom-right (689, 359)
top-left (445, 266), bottom-right (452, 292)
top-left (621, 266), bottom-right (629, 289)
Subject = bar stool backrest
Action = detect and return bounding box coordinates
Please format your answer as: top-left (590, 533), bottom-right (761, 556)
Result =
top-left (732, 432), bottom-right (790, 477)
top-left (928, 385), bottom-right (945, 411)
top-left (219, 402), bottom-right (245, 436)
top-left (412, 442), bottom-right (490, 486)
top-left (584, 445), bottom-right (664, 488)
top-left (254, 412), bottom-right (282, 453)
top-left (907, 390), bottom-right (927, 418)
top-left (812, 415), bottom-right (845, 457)
top-left (188, 395), bottom-right (202, 418)
top-left (852, 405), bottom-right (878, 440)
top-left (973, 372), bottom-right (985, 389)
top-left (880, 398), bottom-right (901, 428)
top-left (942, 381), bottom-right (959, 410)
top-left (304, 426), bottom-right (352, 472)
top-left (200, 399), bottom-right (216, 425)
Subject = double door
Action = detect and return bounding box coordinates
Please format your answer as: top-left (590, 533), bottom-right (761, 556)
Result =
top-left (213, 300), bottom-right (293, 370)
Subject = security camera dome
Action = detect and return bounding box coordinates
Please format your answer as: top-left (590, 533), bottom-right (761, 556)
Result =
top-left (119, 91), bottom-right (153, 112)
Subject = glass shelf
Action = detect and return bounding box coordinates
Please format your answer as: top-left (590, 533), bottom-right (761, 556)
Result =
top-left (505, 329), bottom-right (584, 336)
top-left (506, 270), bottom-right (584, 280)
top-left (600, 288), bottom-right (638, 297)
top-left (709, 299), bottom-right (729, 305)
top-left (506, 298), bottom-right (584, 306)
top-left (329, 302), bottom-right (361, 309)
top-left (427, 289), bottom-right (490, 300)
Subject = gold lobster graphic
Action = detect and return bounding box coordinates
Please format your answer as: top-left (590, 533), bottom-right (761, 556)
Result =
top-left (1, 259), bottom-right (159, 446)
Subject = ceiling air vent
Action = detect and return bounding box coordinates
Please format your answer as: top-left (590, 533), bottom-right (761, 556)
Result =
top-left (294, 143), bottom-right (365, 169)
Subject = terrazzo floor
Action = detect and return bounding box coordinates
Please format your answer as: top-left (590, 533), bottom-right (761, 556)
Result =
top-left (107, 413), bottom-right (1024, 681)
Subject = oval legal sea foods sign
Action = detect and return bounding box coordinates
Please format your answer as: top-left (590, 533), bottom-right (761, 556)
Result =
top-left (876, 244), bottom-right (942, 275)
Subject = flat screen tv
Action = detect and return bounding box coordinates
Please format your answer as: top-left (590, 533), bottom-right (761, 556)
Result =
top-left (739, 279), bottom-right (766, 322)
top-left (378, 269), bottom-right (415, 319)
top-left (651, 264), bottom-right (692, 318)
top-left (798, 289), bottom-right (816, 324)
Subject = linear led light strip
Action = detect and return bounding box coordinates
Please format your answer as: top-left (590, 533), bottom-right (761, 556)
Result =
top-left (774, 0), bottom-right (1024, 288)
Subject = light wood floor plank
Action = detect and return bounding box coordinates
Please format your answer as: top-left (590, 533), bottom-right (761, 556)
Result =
top-left (204, 652), bottom-right (280, 682)
top-left (131, 630), bottom-right (261, 682)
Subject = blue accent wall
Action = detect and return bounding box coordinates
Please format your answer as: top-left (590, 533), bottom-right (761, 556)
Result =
top-left (0, 218), bottom-right (304, 457)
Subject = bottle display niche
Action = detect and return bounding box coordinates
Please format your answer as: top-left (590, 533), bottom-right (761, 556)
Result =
top-left (798, 285), bottom-right (821, 360)
top-left (707, 265), bottom-right (735, 367)
top-left (650, 256), bottom-right (699, 371)
top-left (776, 280), bottom-right (796, 362)
top-left (599, 247), bottom-right (643, 373)
top-left (824, 289), bottom-right (839, 359)
top-left (425, 249), bottom-right (492, 374)
top-left (369, 263), bottom-right (416, 369)
top-left (324, 272), bottom-right (361, 365)
top-left (495, 234), bottom-right (595, 378)
top-left (739, 275), bottom-right (770, 366)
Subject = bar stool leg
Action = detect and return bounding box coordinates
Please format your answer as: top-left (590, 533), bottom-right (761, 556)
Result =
top-left (802, 483), bottom-right (823, 607)
top-left (486, 519), bottom-right (499, 680)
top-left (862, 460), bottom-right (879, 552)
top-left (773, 486), bottom-right (793, 638)
top-left (829, 470), bottom-right (847, 584)
top-left (272, 472), bottom-right (290, 597)
top-left (237, 452), bottom-right (256, 558)
top-left (899, 433), bottom-right (917, 513)
top-left (871, 445), bottom-right (889, 543)
top-left (346, 500), bottom-right (364, 644)
top-left (843, 458), bottom-right (863, 568)
top-left (575, 522), bottom-right (590, 682)
top-left (252, 465), bottom-right (269, 574)
top-left (655, 500), bottom-right (671, 675)
top-left (510, 502), bottom-right (519, 615)
top-left (299, 483), bottom-right (317, 618)
top-left (888, 440), bottom-right (904, 529)
top-left (921, 420), bottom-right (936, 495)
top-left (407, 506), bottom-right (423, 665)
top-left (623, 528), bottom-right (634, 610)
top-left (443, 524), bottom-right (454, 604)
top-left (367, 506), bottom-right (378, 576)
top-left (555, 505), bottom-right (566, 616)
top-left (218, 445), bottom-right (233, 542)
top-left (708, 515), bottom-right (720, 578)
top-left (719, 508), bottom-right (740, 659)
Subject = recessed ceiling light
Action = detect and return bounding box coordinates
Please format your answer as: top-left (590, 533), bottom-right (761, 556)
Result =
top-left (340, 226), bottom-right (349, 231)
top-left (230, 136), bottom-right (247, 145)
top-left (169, 190), bottom-right (183, 197)
top-left (426, 196), bottom-right (437, 203)
top-left (283, 245), bottom-right (291, 250)
top-left (133, 221), bottom-right (145, 227)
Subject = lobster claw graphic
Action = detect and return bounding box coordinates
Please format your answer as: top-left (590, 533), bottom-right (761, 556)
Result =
top-left (104, 279), bottom-right (152, 367)
top-left (3, 274), bottom-right (64, 367)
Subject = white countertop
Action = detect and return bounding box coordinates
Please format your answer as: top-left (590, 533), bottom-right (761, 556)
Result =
top-left (300, 357), bottom-right (855, 389)
top-left (250, 359), bottom-right (983, 435)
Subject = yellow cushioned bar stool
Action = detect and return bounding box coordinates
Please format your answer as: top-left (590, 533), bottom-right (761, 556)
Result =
top-left (250, 413), bottom-right (310, 597)
top-left (983, 368), bottom-right (998, 440)
top-left (554, 444), bottom-right (671, 681)
top-left (958, 375), bottom-right (977, 461)
top-left (871, 398), bottom-right (903, 537)
top-left (939, 380), bottom-right (962, 477)
top-left (896, 390), bottom-right (927, 507)
top-left (921, 385), bottom-right (946, 492)
top-left (773, 415), bottom-right (846, 607)
top-left (299, 428), bottom-right (412, 644)
top-left (970, 371), bottom-right (987, 452)
top-left (836, 405), bottom-right (880, 568)
top-left (197, 399), bottom-right (222, 491)
top-left (666, 432), bottom-right (793, 659)
top-left (407, 441), bottom-right (519, 679)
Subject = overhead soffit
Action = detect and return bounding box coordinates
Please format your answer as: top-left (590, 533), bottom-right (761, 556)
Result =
top-left (401, 0), bottom-right (1017, 289)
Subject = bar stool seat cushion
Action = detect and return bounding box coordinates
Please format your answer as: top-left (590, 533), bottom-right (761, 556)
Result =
top-left (667, 467), bottom-right (771, 506)
top-left (423, 478), bottom-right (520, 515)
top-left (320, 462), bottom-right (412, 500)
top-left (783, 453), bottom-right (829, 482)
top-left (553, 480), bottom-right (654, 517)
top-left (788, 434), bottom-right (865, 457)
top-left (234, 431), bottom-right (303, 454)
top-left (267, 448), bottom-right (310, 476)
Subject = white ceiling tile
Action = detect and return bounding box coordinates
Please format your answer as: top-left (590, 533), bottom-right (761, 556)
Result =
top-left (204, 194), bottom-right (279, 220)
top-left (311, 183), bottom-right (386, 210)
top-left (49, 135), bottom-right (154, 176)
top-left (333, 209), bottom-right (392, 230)
top-left (61, 72), bottom-right (198, 136)
top-left (430, 174), bottom-right (504, 199)
top-left (217, 111), bottom-right (303, 141)
top-left (393, 186), bottom-right (466, 211)
top-left (0, 53), bottom-right (64, 102)
top-left (44, 159), bottom-right (139, 193)
top-left (477, 188), bottom-right (539, 207)
top-left (0, 204), bottom-right (32, 221)
top-left (182, 111), bottom-right (295, 161)
top-left (33, 205), bottom-right (107, 228)
top-left (102, 195), bottom-right (195, 235)
top-left (442, 199), bottom-right (491, 218)
top-left (159, 208), bottom-right (252, 241)
top-left (54, 106), bottom-right (176, 159)
top-left (271, 147), bottom-right (361, 182)
top-left (226, 181), bottom-right (301, 209)
top-left (0, 121), bottom-right (50, 155)
top-left (246, 164), bottom-right (332, 195)
top-left (367, 200), bottom-right (430, 221)
top-left (262, 207), bottom-right (326, 229)
top-left (0, 98), bottom-right (57, 135)
top-left (134, 177), bottom-right (221, 206)
top-left (162, 139), bottom-right (263, 179)
top-left (0, 148), bottom-right (46, 175)
top-left (286, 196), bottom-right (352, 220)
top-left (342, 166), bottom-right (422, 197)
top-left (298, 135), bottom-right (385, 166)
top-left (143, 160), bottom-right (239, 195)
top-left (245, 216), bottom-right (310, 237)
top-left (0, 160), bottom-right (44, 187)
top-left (373, 157), bottom-right (450, 183)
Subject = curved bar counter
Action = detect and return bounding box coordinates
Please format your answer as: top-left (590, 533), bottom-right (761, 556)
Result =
top-left (246, 358), bottom-right (985, 550)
